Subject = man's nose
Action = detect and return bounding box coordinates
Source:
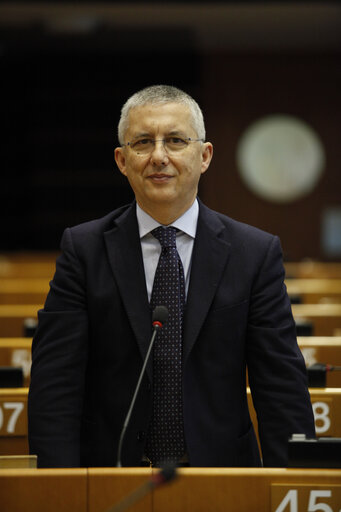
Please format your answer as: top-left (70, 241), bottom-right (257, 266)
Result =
top-left (150, 140), bottom-right (169, 165)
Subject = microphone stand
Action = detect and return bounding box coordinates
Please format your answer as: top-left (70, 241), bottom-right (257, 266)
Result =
top-left (105, 465), bottom-right (177, 512)
top-left (116, 321), bottom-right (163, 467)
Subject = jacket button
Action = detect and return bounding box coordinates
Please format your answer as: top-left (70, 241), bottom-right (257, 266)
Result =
top-left (137, 431), bottom-right (146, 442)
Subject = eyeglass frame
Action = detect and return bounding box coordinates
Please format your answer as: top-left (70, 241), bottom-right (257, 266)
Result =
top-left (121, 136), bottom-right (205, 154)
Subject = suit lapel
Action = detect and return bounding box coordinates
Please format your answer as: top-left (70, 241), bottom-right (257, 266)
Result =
top-left (103, 201), bottom-right (231, 374)
top-left (183, 201), bottom-right (231, 363)
top-left (104, 204), bottom-right (153, 376)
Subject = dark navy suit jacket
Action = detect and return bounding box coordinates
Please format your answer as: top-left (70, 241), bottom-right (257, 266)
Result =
top-left (28, 200), bottom-right (315, 467)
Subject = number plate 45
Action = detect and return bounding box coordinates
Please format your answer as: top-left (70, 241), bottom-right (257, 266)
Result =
top-left (272, 485), bottom-right (341, 512)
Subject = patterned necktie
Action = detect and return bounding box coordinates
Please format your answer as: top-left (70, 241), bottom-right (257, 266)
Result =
top-left (145, 226), bottom-right (186, 466)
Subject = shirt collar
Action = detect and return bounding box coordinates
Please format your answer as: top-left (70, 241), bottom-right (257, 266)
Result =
top-left (136, 199), bottom-right (199, 239)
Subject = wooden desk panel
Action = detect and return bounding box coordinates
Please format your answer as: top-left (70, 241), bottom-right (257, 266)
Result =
top-left (153, 468), bottom-right (341, 512)
top-left (88, 468), bottom-right (152, 512)
top-left (12, 255), bottom-right (336, 280)
top-left (0, 252), bottom-right (58, 263)
top-left (292, 304), bottom-right (341, 335)
top-left (0, 436), bottom-right (29, 456)
top-left (2, 276), bottom-right (341, 306)
top-left (0, 388), bottom-right (29, 455)
top-left (0, 278), bottom-right (49, 304)
top-left (298, 337), bottom-right (341, 387)
top-left (0, 468), bottom-right (340, 512)
top-left (0, 454), bottom-right (37, 468)
top-left (1, 337), bottom-right (341, 390)
top-left (0, 254), bottom-right (56, 279)
top-left (308, 388), bottom-right (341, 436)
top-left (285, 262), bottom-right (341, 279)
top-left (0, 468), bottom-right (87, 512)
top-left (286, 279), bottom-right (341, 304)
top-left (0, 338), bottom-right (32, 386)
top-left (0, 305), bottom-right (41, 337)
top-left (2, 304), bottom-right (340, 338)
top-left (247, 388), bottom-right (341, 438)
top-left (1, 388), bottom-right (340, 458)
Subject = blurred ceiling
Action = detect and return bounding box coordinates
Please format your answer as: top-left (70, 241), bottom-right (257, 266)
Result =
top-left (0, 2), bottom-right (340, 51)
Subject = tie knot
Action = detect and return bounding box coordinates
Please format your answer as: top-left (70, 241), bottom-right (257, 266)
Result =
top-left (152, 226), bottom-right (177, 248)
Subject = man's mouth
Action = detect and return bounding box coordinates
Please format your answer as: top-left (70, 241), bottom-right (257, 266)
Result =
top-left (148, 173), bottom-right (173, 182)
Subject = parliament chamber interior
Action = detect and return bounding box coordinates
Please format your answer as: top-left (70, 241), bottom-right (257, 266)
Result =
top-left (1, 1), bottom-right (341, 511)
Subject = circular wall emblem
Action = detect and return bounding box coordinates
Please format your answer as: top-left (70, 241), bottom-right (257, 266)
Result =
top-left (236, 115), bottom-right (325, 202)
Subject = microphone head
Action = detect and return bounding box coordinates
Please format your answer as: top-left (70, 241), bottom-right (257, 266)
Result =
top-left (152, 305), bottom-right (169, 326)
top-left (159, 463), bottom-right (177, 483)
top-left (151, 463), bottom-right (177, 487)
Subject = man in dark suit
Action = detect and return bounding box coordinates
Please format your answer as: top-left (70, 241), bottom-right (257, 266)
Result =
top-left (28, 85), bottom-right (315, 468)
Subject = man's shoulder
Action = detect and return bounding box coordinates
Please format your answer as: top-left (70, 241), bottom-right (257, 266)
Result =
top-left (67, 203), bottom-right (134, 236)
top-left (59, 203), bottom-right (136, 255)
top-left (199, 201), bottom-right (276, 244)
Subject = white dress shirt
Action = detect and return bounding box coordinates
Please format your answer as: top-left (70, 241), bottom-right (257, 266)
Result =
top-left (136, 199), bottom-right (199, 301)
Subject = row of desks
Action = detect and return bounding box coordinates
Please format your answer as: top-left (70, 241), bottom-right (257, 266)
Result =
top-left (1, 256), bottom-right (341, 468)
top-left (2, 254), bottom-right (341, 278)
top-left (1, 387), bottom-right (341, 456)
top-left (0, 303), bottom-right (341, 337)
top-left (1, 467), bottom-right (340, 512)
top-left (1, 257), bottom-right (341, 338)
top-left (2, 278), bottom-right (341, 304)
top-left (1, 337), bottom-right (341, 388)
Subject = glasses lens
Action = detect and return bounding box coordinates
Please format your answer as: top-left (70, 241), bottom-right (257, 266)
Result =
top-left (131, 139), bottom-right (154, 154)
top-left (129, 137), bottom-right (191, 154)
top-left (164, 137), bottom-right (189, 152)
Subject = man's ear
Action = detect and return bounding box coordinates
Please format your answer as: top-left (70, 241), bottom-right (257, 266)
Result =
top-left (201, 142), bottom-right (213, 175)
top-left (114, 147), bottom-right (127, 176)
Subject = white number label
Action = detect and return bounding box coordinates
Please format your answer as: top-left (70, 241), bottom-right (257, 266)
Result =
top-left (312, 401), bottom-right (330, 434)
top-left (275, 489), bottom-right (298, 512)
top-left (0, 402), bottom-right (24, 433)
top-left (274, 489), bottom-right (337, 512)
top-left (308, 491), bottom-right (332, 512)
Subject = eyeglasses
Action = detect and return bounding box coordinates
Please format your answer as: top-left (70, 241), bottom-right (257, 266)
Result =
top-left (122, 136), bottom-right (204, 155)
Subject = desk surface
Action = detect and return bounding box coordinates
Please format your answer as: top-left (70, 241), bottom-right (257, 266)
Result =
top-left (0, 467), bottom-right (340, 512)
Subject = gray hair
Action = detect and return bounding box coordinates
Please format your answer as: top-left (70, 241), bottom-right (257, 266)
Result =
top-left (117, 85), bottom-right (206, 145)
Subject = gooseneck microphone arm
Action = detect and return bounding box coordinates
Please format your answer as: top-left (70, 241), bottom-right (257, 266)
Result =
top-left (116, 305), bottom-right (169, 467)
top-left (106, 464), bottom-right (177, 512)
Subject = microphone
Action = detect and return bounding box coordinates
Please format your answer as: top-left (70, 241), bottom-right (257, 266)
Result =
top-left (105, 464), bottom-right (177, 512)
top-left (307, 362), bottom-right (341, 388)
top-left (152, 305), bottom-right (168, 328)
top-left (116, 305), bottom-right (169, 467)
top-left (323, 364), bottom-right (341, 372)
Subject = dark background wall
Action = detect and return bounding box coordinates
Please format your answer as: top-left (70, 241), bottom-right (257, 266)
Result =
top-left (1, 2), bottom-right (340, 260)
top-left (1, 25), bottom-right (200, 249)
top-left (200, 52), bottom-right (341, 260)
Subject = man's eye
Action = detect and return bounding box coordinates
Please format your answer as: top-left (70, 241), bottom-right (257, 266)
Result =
top-left (167, 137), bottom-right (186, 145)
top-left (133, 138), bottom-right (152, 147)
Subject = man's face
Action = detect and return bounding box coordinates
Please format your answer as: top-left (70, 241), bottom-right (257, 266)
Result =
top-left (115, 102), bottom-right (213, 221)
